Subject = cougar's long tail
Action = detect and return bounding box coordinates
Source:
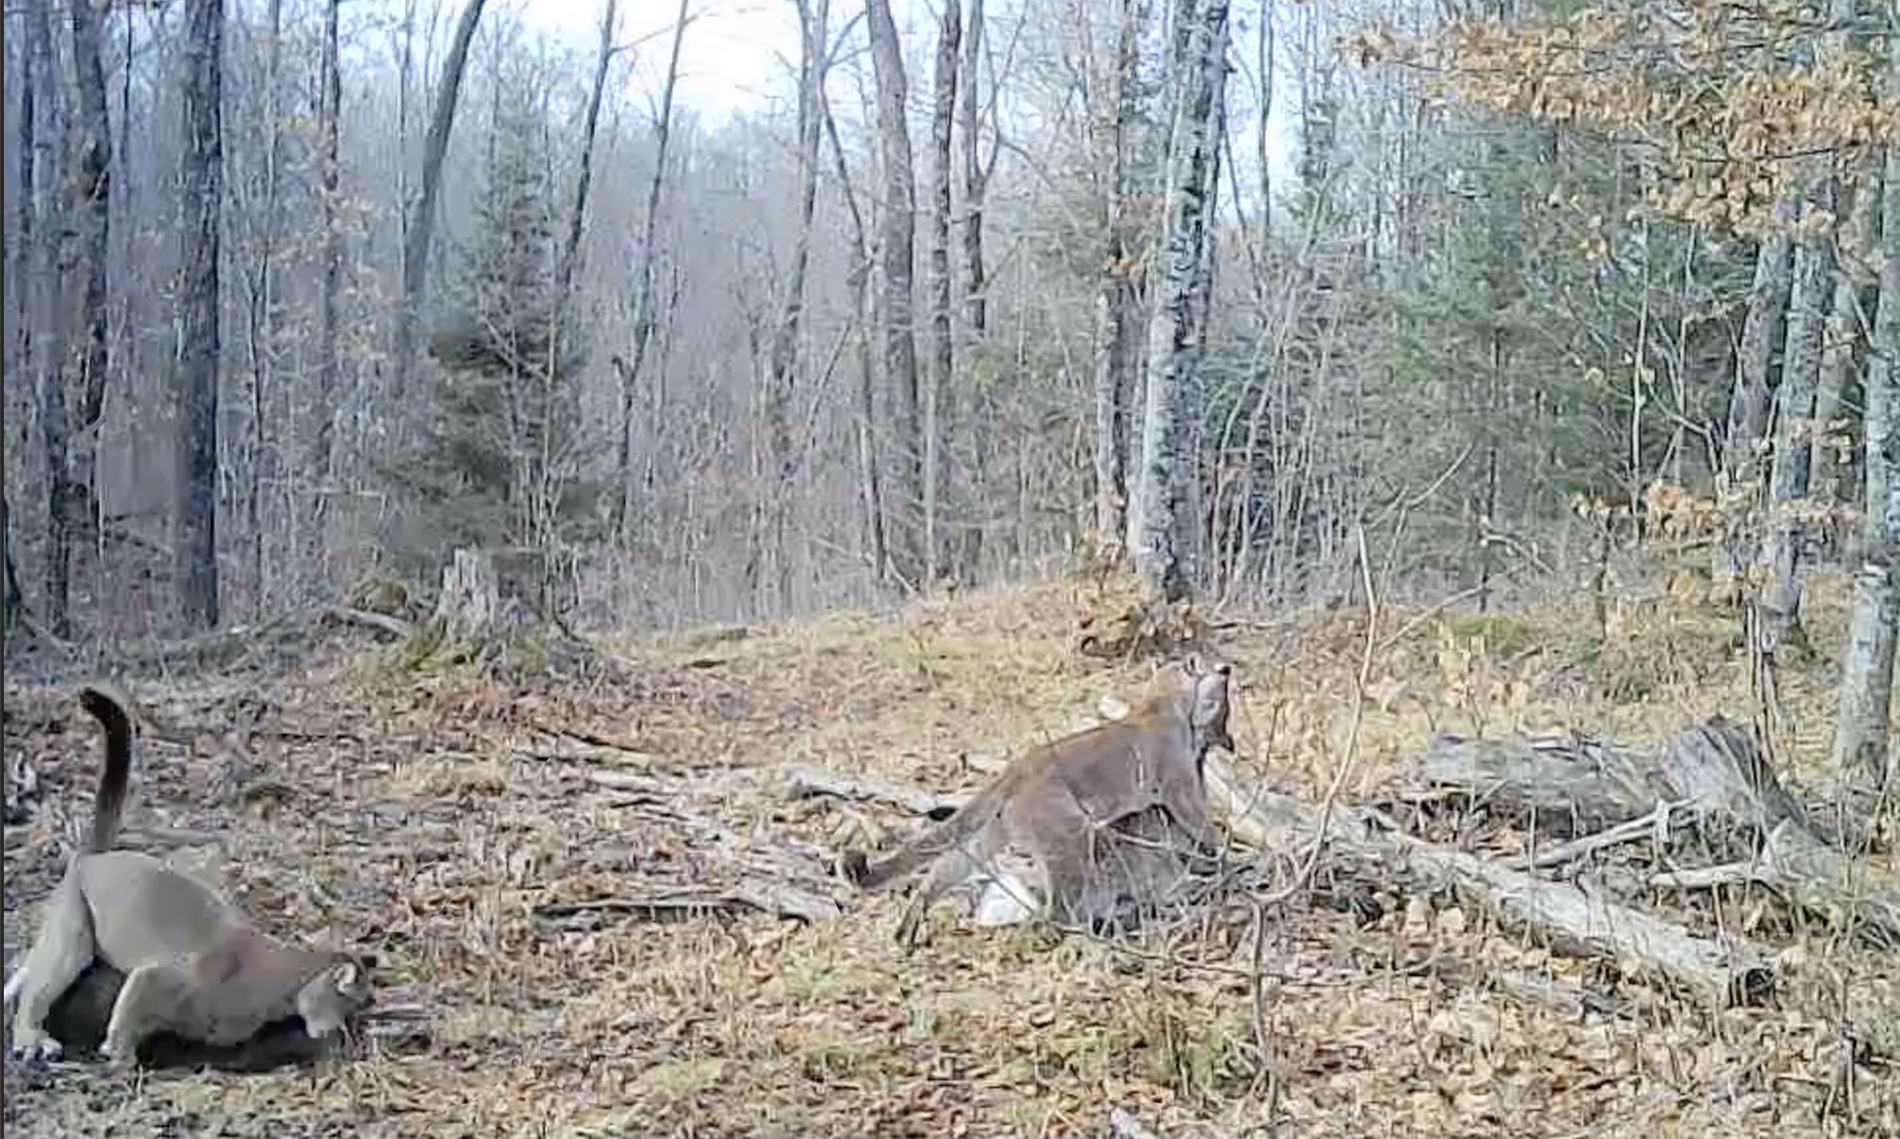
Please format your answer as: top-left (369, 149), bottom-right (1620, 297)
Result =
top-left (78, 681), bottom-right (137, 854)
top-left (841, 782), bottom-right (1008, 890)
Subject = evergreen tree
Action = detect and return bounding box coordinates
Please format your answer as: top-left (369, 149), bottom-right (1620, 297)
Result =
top-left (394, 86), bottom-right (601, 579)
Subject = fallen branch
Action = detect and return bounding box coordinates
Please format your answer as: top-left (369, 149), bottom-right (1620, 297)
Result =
top-left (118, 825), bottom-right (227, 851)
top-left (1650, 864), bottom-right (1751, 890)
top-left (1485, 966), bottom-right (1623, 1019)
top-left (324, 606), bottom-right (411, 639)
top-left (585, 769), bottom-right (680, 796)
top-left (361, 1002), bottom-right (433, 1022)
top-left (1501, 799), bottom-right (1693, 871)
top-left (1404, 951), bottom-right (1624, 1019)
top-left (779, 764), bottom-right (962, 818)
top-left (532, 881), bottom-right (840, 927)
top-left (101, 613), bottom-right (304, 675)
top-left (1407, 829), bottom-right (1773, 1007)
top-left (1654, 818), bottom-right (1900, 944)
top-left (727, 878), bottom-right (846, 922)
top-left (532, 720), bottom-right (658, 761)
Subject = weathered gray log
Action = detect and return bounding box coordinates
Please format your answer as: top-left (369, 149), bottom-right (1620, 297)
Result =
top-left (1420, 717), bottom-right (1899, 941)
top-left (1416, 730), bottom-right (1665, 836)
top-left (1206, 757), bottom-right (1776, 1009)
top-left (1421, 717), bottom-right (1803, 839)
top-left (1655, 716), bottom-right (1808, 831)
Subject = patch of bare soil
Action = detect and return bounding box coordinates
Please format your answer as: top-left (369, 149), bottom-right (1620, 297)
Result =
top-left (3, 575), bottom-right (1895, 1137)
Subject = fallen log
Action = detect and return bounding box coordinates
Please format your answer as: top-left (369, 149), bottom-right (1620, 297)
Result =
top-left (1418, 717), bottom-right (1900, 943)
top-left (1415, 730), bottom-right (1664, 837)
top-left (1656, 717), bottom-right (1808, 832)
top-left (1205, 757), bottom-right (1776, 1009)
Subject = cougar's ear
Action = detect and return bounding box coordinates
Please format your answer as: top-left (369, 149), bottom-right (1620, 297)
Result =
top-left (1194, 665), bottom-right (1237, 753)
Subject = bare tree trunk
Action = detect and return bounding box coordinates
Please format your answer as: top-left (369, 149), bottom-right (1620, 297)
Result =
top-left (11, 4), bottom-right (38, 637)
top-left (1761, 187), bottom-right (1839, 652)
top-left (1715, 234), bottom-right (1794, 591)
top-left (1252, 0), bottom-right (1273, 245)
top-left (926, 0), bottom-right (961, 588)
top-left (613, 0), bottom-right (689, 538)
top-left (822, 63), bottom-right (887, 583)
top-left (1174, 10), bottom-right (1227, 591)
top-left (866, 0), bottom-right (923, 588)
top-left (1810, 163), bottom-right (1883, 535)
top-left (959, 0), bottom-right (988, 338)
top-left (35, 0), bottom-right (71, 638)
top-left (955, 0), bottom-right (989, 581)
top-left (390, 0), bottom-right (488, 410)
top-left (10, 2), bottom-right (35, 408)
top-left (63, 0), bottom-right (112, 553)
top-left (1093, 0), bottom-right (1140, 555)
top-left (1833, 74), bottom-right (1900, 789)
top-left (555, 0), bottom-right (616, 308)
top-left (308, 0), bottom-right (343, 579)
top-left (749, 0), bottom-right (829, 614)
top-left (245, 0), bottom-right (285, 611)
top-left (1727, 235), bottom-right (1793, 480)
top-left (1130, 0), bottom-right (1229, 601)
top-left (177, 0), bottom-right (223, 631)
top-left (395, 0), bottom-right (416, 257)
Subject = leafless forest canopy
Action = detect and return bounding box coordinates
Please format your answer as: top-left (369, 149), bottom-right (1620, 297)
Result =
top-left (1, 0), bottom-right (1896, 777)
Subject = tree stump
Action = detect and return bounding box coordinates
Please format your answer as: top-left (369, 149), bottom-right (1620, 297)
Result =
top-left (416, 547), bottom-right (620, 684)
top-left (432, 547), bottom-right (503, 639)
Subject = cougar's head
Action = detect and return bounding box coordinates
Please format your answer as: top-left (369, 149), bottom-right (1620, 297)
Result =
top-left (1149, 655), bottom-right (1236, 755)
top-left (296, 953), bottom-right (377, 1039)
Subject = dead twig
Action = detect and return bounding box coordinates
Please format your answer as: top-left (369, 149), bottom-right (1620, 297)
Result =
top-left (532, 720), bottom-right (656, 758)
top-left (780, 763), bottom-right (962, 818)
top-left (325, 606), bottom-right (412, 639)
top-left (532, 880), bottom-right (840, 927)
top-left (1502, 798), bottom-right (1695, 870)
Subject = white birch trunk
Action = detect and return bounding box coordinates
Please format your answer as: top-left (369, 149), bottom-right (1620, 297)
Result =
top-left (1128, 0), bottom-right (1229, 600)
top-left (1832, 97), bottom-right (1900, 787)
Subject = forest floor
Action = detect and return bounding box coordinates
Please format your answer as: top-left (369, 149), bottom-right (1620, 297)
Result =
top-left (2, 571), bottom-right (1896, 1138)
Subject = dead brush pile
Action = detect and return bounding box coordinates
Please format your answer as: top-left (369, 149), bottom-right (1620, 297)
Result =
top-left (2, 572), bottom-right (1895, 1138)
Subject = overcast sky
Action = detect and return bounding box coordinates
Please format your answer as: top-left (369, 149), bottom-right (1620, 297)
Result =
top-left (365, 0), bottom-right (1294, 205)
top-left (516, 0), bottom-right (823, 122)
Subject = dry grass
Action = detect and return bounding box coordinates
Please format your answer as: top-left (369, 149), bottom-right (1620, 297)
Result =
top-left (3, 571), bottom-right (1895, 1137)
